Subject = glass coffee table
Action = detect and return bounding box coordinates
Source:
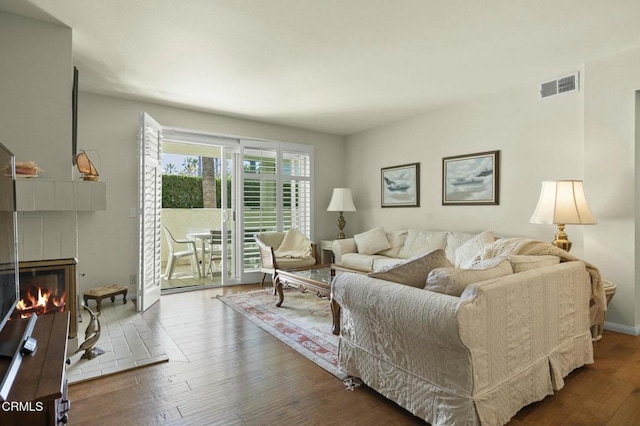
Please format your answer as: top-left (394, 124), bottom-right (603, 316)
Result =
top-left (275, 264), bottom-right (340, 334)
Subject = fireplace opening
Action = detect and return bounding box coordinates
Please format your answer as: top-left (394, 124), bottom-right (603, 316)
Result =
top-left (12, 259), bottom-right (77, 338)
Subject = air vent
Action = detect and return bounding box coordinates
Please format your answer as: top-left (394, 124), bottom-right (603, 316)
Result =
top-left (539, 72), bottom-right (579, 98)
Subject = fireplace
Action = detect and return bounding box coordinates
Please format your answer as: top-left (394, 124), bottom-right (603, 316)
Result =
top-left (12, 259), bottom-right (77, 338)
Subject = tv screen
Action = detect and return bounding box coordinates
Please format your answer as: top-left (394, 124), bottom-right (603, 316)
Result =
top-left (0, 142), bottom-right (18, 332)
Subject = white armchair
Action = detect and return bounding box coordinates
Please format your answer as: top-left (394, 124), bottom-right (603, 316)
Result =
top-left (254, 231), bottom-right (319, 286)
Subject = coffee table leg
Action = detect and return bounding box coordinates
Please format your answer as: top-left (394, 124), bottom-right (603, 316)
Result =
top-left (275, 277), bottom-right (284, 307)
top-left (331, 298), bottom-right (340, 335)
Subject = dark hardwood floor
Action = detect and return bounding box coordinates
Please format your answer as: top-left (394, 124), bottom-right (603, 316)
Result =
top-left (69, 285), bottom-right (640, 425)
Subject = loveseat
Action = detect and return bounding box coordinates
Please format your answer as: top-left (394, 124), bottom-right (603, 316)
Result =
top-left (331, 229), bottom-right (606, 426)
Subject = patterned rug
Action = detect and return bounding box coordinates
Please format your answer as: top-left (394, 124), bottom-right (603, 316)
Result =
top-left (217, 287), bottom-right (346, 379)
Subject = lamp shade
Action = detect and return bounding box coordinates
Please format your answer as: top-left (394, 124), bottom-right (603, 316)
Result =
top-left (530, 180), bottom-right (596, 225)
top-left (327, 188), bottom-right (357, 212)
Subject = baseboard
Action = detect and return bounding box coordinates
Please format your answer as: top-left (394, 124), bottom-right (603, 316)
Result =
top-left (604, 321), bottom-right (640, 336)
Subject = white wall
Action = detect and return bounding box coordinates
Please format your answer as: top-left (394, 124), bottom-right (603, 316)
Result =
top-left (0, 11), bottom-right (72, 180)
top-left (345, 75), bottom-right (586, 255)
top-left (75, 92), bottom-right (344, 295)
top-left (583, 46), bottom-right (640, 334)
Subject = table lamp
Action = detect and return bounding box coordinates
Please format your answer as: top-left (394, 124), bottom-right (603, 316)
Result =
top-left (327, 188), bottom-right (357, 239)
top-left (529, 180), bottom-right (596, 251)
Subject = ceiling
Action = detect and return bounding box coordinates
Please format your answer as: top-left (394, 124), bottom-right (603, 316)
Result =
top-left (4, 0), bottom-right (640, 135)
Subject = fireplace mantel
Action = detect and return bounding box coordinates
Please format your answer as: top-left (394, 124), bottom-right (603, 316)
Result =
top-left (15, 179), bottom-right (106, 211)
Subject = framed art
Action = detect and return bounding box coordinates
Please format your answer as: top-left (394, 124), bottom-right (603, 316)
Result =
top-left (442, 150), bottom-right (499, 205)
top-left (381, 162), bottom-right (420, 207)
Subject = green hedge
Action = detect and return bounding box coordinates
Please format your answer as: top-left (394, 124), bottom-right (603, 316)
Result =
top-left (162, 175), bottom-right (232, 208)
top-left (162, 175), bottom-right (203, 208)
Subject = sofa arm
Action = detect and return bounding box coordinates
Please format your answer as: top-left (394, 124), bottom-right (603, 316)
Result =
top-left (333, 273), bottom-right (474, 394)
top-left (456, 261), bottom-right (593, 425)
top-left (332, 238), bottom-right (357, 264)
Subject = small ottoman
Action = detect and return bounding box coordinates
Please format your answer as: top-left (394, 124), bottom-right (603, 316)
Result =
top-left (83, 285), bottom-right (128, 312)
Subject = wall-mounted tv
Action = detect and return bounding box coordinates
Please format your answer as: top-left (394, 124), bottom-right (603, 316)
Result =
top-left (0, 142), bottom-right (26, 402)
top-left (72, 66), bottom-right (79, 165)
top-left (0, 142), bottom-right (18, 332)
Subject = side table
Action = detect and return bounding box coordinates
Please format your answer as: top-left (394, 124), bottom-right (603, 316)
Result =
top-left (320, 240), bottom-right (335, 264)
top-left (591, 279), bottom-right (617, 341)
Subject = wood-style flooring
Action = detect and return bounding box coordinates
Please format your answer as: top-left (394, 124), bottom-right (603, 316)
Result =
top-left (69, 285), bottom-right (640, 425)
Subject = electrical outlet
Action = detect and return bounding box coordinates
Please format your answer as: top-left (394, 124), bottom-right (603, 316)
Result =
top-left (130, 208), bottom-right (138, 218)
top-left (129, 274), bottom-right (136, 285)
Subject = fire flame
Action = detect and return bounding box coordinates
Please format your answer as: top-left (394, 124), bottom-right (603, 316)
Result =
top-left (15, 286), bottom-right (66, 318)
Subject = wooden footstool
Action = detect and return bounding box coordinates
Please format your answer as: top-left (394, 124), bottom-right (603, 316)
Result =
top-left (83, 285), bottom-right (128, 312)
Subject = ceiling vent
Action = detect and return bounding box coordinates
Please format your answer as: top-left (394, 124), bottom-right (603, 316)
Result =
top-left (539, 72), bottom-right (579, 98)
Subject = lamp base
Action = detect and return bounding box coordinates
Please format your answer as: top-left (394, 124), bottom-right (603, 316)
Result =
top-left (552, 224), bottom-right (572, 252)
top-left (336, 212), bottom-right (346, 240)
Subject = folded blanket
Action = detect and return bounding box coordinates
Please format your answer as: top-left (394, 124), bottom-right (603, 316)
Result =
top-left (274, 229), bottom-right (312, 259)
top-left (475, 238), bottom-right (606, 311)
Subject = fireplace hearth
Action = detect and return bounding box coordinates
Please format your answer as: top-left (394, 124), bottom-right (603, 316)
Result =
top-left (13, 259), bottom-right (77, 338)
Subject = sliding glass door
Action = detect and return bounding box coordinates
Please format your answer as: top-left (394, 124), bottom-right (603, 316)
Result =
top-left (139, 114), bottom-right (314, 288)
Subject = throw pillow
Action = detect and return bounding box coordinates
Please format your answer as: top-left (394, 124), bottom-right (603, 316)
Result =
top-left (508, 255), bottom-right (559, 273)
top-left (397, 229), bottom-right (448, 259)
top-left (368, 249), bottom-right (452, 288)
top-left (377, 230), bottom-right (408, 257)
top-left (454, 230), bottom-right (496, 268)
top-left (354, 227), bottom-right (391, 255)
top-left (425, 257), bottom-right (513, 296)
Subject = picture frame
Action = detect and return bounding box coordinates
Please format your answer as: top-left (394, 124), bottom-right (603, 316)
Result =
top-left (442, 150), bottom-right (499, 205)
top-left (381, 162), bottom-right (420, 207)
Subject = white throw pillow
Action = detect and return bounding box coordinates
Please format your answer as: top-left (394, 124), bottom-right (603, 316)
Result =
top-left (454, 230), bottom-right (496, 268)
top-left (425, 257), bottom-right (513, 296)
top-left (508, 255), bottom-right (560, 273)
top-left (354, 227), bottom-right (391, 255)
top-left (377, 230), bottom-right (408, 257)
top-left (368, 249), bottom-right (452, 288)
top-left (397, 229), bottom-right (448, 259)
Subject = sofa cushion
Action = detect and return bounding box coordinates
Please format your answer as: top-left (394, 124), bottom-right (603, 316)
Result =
top-left (397, 230), bottom-right (448, 259)
top-left (341, 253), bottom-right (388, 270)
top-left (454, 230), bottom-right (496, 268)
top-left (425, 257), bottom-right (513, 296)
top-left (445, 232), bottom-right (477, 262)
top-left (508, 255), bottom-right (560, 273)
top-left (354, 227), bottom-right (391, 255)
top-left (372, 257), bottom-right (406, 272)
top-left (368, 249), bottom-right (452, 288)
top-left (378, 230), bottom-right (408, 257)
top-left (274, 257), bottom-right (318, 269)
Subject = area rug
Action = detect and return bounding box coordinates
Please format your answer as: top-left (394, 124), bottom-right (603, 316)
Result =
top-left (217, 288), bottom-right (347, 380)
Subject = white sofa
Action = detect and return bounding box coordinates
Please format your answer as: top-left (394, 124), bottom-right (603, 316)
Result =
top-left (332, 227), bottom-right (496, 272)
top-left (332, 231), bottom-right (606, 426)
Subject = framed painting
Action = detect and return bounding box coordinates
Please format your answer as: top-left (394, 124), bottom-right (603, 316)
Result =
top-left (381, 162), bottom-right (420, 207)
top-left (442, 150), bottom-right (499, 205)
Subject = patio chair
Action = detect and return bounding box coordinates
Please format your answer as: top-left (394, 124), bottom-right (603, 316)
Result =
top-left (162, 225), bottom-right (201, 279)
top-left (254, 230), bottom-right (319, 286)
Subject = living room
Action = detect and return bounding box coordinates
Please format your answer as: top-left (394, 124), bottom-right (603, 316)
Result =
top-left (1, 1), bottom-right (640, 424)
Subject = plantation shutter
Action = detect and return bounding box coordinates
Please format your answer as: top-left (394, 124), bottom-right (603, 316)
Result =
top-left (281, 144), bottom-right (313, 237)
top-left (137, 112), bottom-right (162, 312)
top-left (240, 140), bottom-right (314, 273)
top-left (242, 142), bottom-right (279, 271)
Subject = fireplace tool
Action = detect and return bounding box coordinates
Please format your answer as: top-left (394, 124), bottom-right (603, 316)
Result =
top-left (75, 304), bottom-right (104, 360)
